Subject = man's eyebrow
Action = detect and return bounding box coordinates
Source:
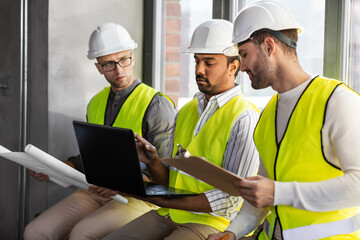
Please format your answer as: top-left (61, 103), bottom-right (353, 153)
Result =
top-left (116, 55), bottom-right (132, 61)
top-left (203, 57), bottom-right (216, 60)
top-left (99, 55), bottom-right (132, 63)
top-left (195, 57), bottom-right (217, 61)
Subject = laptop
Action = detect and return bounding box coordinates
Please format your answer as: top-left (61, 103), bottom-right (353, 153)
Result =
top-left (72, 120), bottom-right (198, 197)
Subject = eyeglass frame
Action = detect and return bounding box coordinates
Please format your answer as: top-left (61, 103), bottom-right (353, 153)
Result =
top-left (98, 55), bottom-right (133, 72)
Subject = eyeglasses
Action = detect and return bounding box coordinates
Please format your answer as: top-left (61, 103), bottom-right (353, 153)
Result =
top-left (99, 56), bottom-right (132, 72)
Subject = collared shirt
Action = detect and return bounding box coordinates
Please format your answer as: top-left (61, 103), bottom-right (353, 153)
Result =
top-left (166, 85), bottom-right (260, 218)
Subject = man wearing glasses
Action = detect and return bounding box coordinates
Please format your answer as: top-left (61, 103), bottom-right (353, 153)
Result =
top-left (24, 22), bottom-right (176, 240)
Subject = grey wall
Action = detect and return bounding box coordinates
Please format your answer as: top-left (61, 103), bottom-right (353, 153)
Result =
top-left (46, 0), bottom-right (144, 215)
top-left (0, 0), bottom-right (143, 238)
top-left (0, 0), bottom-right (49, 238)
top-left (48, 0), bottom-right (143, 165)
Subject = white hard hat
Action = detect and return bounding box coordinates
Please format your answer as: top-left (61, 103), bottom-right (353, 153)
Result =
top-left (184, 19), bottom-right (238, 56)
top-left (227, 0), bottom-right (302, 52)
top-left (87, 22), bottom-right (137, 60)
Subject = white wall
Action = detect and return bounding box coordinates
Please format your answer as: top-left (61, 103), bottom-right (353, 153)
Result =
top-left (48, 0), bottom-right (143, 159)
top-left (48, 0), bottom-right (143, 204)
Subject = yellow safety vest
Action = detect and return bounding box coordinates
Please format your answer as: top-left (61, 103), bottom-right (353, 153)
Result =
top-left (87, 83), bottom-right (166, 135)
top-left (254, 77), bottom-right (360, 240)
top-left (158, 94), bottom-right (259, 231)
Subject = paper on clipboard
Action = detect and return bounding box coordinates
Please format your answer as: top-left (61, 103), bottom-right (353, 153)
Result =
top-left (161, 156), bottom-right (243, 196)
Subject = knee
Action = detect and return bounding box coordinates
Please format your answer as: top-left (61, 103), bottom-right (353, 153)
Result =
top-left (24, 221), bottom-right (49, 240)
top-left (69, 224), bottom-right (97, 240)
top-left (24, 218), bottom-right (64, 240)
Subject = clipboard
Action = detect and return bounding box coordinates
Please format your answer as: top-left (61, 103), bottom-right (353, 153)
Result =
top-left (161, 156), bottom-right (243, 196)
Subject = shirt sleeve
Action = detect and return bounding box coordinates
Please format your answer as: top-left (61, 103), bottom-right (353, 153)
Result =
top-left (226, 201), bottom-right (269, 238)
top-left (164, 113), bottom-right (178, 158)
top-left (274, 86), bottom-right (360, 211)
top-left (205, 110), bottom-right (260, 217)
top-left (142, 93), bottom-right (176, 158)
top-left (66, 154), bottom-right (84, 173)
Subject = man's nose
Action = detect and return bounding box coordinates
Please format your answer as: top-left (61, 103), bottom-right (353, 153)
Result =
top-left (240, 61), bottom-right (247, 72)
top-left (195, 62), bottom-right (205, 75)
top-left (114, 63), bottom-right (124, 73)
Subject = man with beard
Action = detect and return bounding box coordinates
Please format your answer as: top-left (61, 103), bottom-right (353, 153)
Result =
top-left (102, 19), bottom-right (260, 240)
top-left (208, 1), bottom-right (360, 240)
top-left (24, 22), bottom-right (176, 239)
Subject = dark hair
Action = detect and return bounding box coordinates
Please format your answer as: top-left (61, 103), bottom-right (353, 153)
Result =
top-left (247, 29), bottom-right (298, 55)
top-left (227, 55), bottom-right (241, 78)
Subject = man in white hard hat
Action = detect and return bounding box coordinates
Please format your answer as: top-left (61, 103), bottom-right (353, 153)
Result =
top-left (208, 1), bottom-right (360, 240)
top-left (24, 22), bottom-right (176, 239)
top-left (106, 19), bottom-right (260, 240)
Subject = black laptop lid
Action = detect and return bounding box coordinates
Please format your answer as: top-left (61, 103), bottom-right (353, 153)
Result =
top-left (73, 120), bottom-right (147, 196)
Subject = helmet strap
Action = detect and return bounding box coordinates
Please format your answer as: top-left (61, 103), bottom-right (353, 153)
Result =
top-left (268, 30), bottom-right (297, 49)
top-left (238, 30), bottom-right (297, 49)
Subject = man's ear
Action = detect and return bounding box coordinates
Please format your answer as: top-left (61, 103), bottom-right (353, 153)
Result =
top-left (263, 37), bottom-right (275, 56)
top-left (95, 62), bottom-right (104, 75)
top-left (229, 59), bottom-right (240, 76)
top-left (131, 52), bottom-right (135, 66)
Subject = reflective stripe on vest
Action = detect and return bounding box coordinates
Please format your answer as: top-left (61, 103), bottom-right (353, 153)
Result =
top-left (254, 77), bottom-right (360, 239)
top-left (158, 94), bottom-right (259, 231)
top-left (87, 83), bottom-right (159, 135)
top-left (282, 212), bottom-right (360, 240)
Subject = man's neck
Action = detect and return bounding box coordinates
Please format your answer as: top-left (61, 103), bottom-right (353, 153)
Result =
top-left (272, 65), bottom-right (311, 93)
top-left (204, 83), bottom-right (236, 100)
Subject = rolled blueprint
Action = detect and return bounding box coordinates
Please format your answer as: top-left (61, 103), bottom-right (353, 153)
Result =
top-left (0, 144), bottom-right (128, 204)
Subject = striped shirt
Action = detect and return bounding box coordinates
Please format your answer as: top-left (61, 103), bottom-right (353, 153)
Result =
top-left (165, 85), bottom-right (260, 219)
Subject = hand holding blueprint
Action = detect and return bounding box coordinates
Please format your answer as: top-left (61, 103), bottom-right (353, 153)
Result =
top-left (0, 144), bottom-right (127, 204)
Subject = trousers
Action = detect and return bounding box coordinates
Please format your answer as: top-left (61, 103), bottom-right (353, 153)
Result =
top-left (23, 189), bottom-right (158, 240)
top-left (110, 209), bottom-right (220, 240)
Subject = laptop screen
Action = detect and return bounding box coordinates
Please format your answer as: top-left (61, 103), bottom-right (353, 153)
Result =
top-left (73, 121), bottom-right (147, 196)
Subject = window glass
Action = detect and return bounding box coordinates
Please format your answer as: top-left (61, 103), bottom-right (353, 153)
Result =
top-left (165, 0), bottom-right (213, 109)
top-left (350, 0), bottom-right (360, 94)
top-left (237, 0), bottom-right (326, 109)
top-left (179, 0), bottom-right (213, 108)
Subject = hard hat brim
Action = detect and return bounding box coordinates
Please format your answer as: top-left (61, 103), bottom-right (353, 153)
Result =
top-left (223, 45), bottom-right (239, 57)
top-left (183, 46), bottom-right (238, 56)
top-left (87, 42), bottom-right (137, 60)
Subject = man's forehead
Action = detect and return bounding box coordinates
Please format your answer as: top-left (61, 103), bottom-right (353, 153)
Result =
top-left (237, 41), bottom-right (254, 53)
top-left (194, 54), bottom-right (224, 60)
top-left (98, 50), bottom-right (132, 61)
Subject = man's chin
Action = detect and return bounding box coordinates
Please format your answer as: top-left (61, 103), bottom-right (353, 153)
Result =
top-left (251, 82), bottom-right (262, 90)
top-left (197, 85), bottom-right (208, 92)
top-left (198, 88), bottom-right (212, 96)
top-left (251, 81), bottom-right (269, 90)
top-left (111, 82), bottom-right (131, 91)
